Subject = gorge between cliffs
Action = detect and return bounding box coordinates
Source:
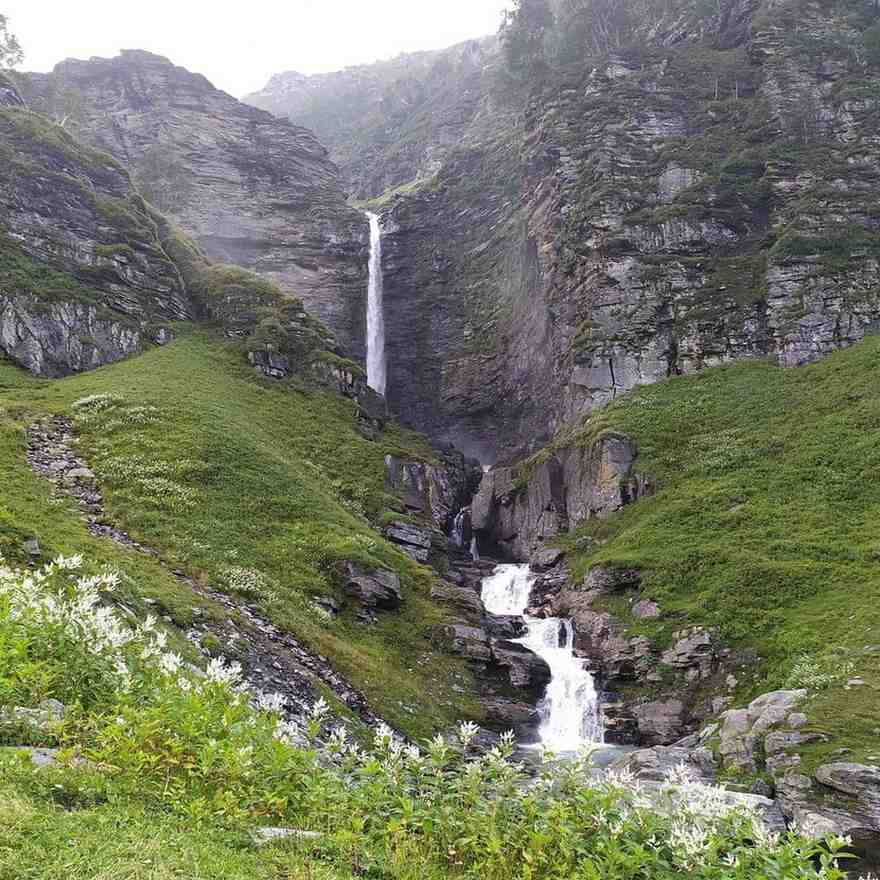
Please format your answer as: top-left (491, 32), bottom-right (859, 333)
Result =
top-left (2, 0), bottom-right (880, 876)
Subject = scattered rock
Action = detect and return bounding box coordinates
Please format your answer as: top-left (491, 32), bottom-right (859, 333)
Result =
top-left (632, 599), bottom-right (660, 620)
top-left (251, 827), bottom-right (323, 846)
top-left (530, 546), bottom-right (565, 572)
top-left (343, 563), bottom-right (403, 610)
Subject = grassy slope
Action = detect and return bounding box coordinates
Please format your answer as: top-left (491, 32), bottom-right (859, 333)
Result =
top-left (554, 338), bottom-right (880, 772)
top-left (0, 327), bottom-right (481, 739)
top-left (0, 786), bottom-right (340, 880)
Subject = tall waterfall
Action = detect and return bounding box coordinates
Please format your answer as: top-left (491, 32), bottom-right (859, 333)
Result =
top-left (366, 212), bottom-right (386, 395)
top-left (481, 564), bottom-right (602, 752)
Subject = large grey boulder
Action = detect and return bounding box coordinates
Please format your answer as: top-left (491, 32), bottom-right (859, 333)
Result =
top-left (633, 700), bottom-right (687, 746)
top-left (443, 625), bottom-right (492, 662)
top-left (0, 699), bottom-right (66, 739)
top-left (384, 521), bottom-right (433, 562)
top-left (815, 762), bottom-right (880, 805)
top-left (717, 690), bottom-right (807, 772)
top-left (343, 563), bottom-right (403, 610)
top-left (613, 745), bottom-right (717, 783)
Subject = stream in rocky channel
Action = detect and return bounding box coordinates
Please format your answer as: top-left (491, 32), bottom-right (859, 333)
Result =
top-left (481, 564), bottom-right (603, 753)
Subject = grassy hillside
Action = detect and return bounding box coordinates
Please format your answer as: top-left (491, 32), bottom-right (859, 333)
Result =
top-left (0, 327), bottom-right (481, 738)
top-left (551, 337), bottom-right (880, 770)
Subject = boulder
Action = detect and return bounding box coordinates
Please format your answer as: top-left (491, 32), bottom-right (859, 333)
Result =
top-left (251, 827), bottom-right (323, 846)
top-left (613, 745), bottom-right (717, 783)
top-left (490, 640), bottom-right (552, 695)
top-left (444, 625), bottom-right (492, 662)
top-left (632, 599), bottom-right (661, 619)
top-left (633, 699), bottom-right (687, 745)
top-left (343, 563), bottom-right (402, 610)
top-left (483, 613), bottom-right (526, 639)
top-left (0, 699), bottom-right (66, 736)
top-left (660, 628), bottom-right (715, 676)
top-left (584, 566), bottom-right (642, 592)
top-left (482, 697), bottom-right (540, 727)
top-left (815, 762), bottom-right (880, 809)
top-left (430, 581), bottom-right (483, 624)
top-left (530, 546), bottom-right (565, 572)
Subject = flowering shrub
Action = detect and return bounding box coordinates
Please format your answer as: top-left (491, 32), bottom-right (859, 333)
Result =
top-left (220, 565), bottom-right (280, 603)
top-left (786, 654), bottom-right (856, 690)
top-left (0, 555), bottom-right (855, 878)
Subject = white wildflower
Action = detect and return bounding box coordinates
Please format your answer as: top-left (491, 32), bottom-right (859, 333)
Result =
top-left (310, 697), bottom-right (330, 720)
top-left (458, 720), bottom-right (480, 746)
top-left (256, 692), bottom-right (287, 714)
top-left (205, 656), bottom-right (243, 685)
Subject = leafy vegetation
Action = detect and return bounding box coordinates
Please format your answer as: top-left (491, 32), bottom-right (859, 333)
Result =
top-left (547, 337), bottom-right (880, 769)
top-left (0, 555), bottom-right (853, 879)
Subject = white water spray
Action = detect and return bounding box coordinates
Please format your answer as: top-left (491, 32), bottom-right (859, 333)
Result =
top-left (481, 564), bottom-right (602, 752)
top-left (366, 212), bottom-right (386, 395)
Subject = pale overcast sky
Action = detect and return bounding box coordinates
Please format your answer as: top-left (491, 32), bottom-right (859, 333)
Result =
top-left (5, 0), bottom-right (512, 98)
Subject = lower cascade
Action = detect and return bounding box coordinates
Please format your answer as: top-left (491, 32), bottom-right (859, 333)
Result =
top-left (482, 564), bottom-right (602, 752)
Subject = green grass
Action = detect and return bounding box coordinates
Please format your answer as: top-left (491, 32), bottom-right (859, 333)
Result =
top-left (0, 786), bottom-right (344, 880)
top-left (0, 328), bottom-right (481, 738)
top-left (550, 337), bottom-right (880, 770)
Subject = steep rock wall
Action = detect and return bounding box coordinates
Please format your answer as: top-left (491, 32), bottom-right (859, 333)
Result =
top-left (22, 51), bottom-right (369, 357)
top-left (0, 80), bottom-right (193, 376)
top-left (290, 0), bottom-right (880, 462)
top-left (245, 38), bottom-right (498, 200)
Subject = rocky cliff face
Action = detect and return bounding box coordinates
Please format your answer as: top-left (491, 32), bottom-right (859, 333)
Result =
top-left (0, 76), bottom-right (193, 376)
top-left (259, 0), bottom-right (880, 466)
top-left (245, 38), bottom-right (497, 200)
top-left (22, 51), bottom-right (369, 357)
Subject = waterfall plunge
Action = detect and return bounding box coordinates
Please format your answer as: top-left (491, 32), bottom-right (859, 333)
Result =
top-left (366, 212), bottom-right (386, 395)
top-left (481, 564), bottom-right (603, 752)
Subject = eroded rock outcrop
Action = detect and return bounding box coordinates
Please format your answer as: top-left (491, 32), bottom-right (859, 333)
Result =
top-left (0, 98), bottom-right (193, 376)
top-left (22, 51), bottom-right (368, 356)
top-left (473, 434), bottom-right (650, 558)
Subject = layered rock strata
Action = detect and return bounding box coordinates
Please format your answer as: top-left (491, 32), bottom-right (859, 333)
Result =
top-left (23, 51), bottom-right (368, 356)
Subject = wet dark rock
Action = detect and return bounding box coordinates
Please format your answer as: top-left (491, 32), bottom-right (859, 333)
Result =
top-left (385, 451), bottom-right (482, 534)
top-left (483, 613), bottom-right (526, 639)
top-left (490, 640), bottom-right (552, 697)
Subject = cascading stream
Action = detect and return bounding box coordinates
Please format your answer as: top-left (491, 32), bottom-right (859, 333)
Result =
top-left (365, 212), bottom-right (386, 395)
top-left (482, 564), bottom-right (602, 752)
